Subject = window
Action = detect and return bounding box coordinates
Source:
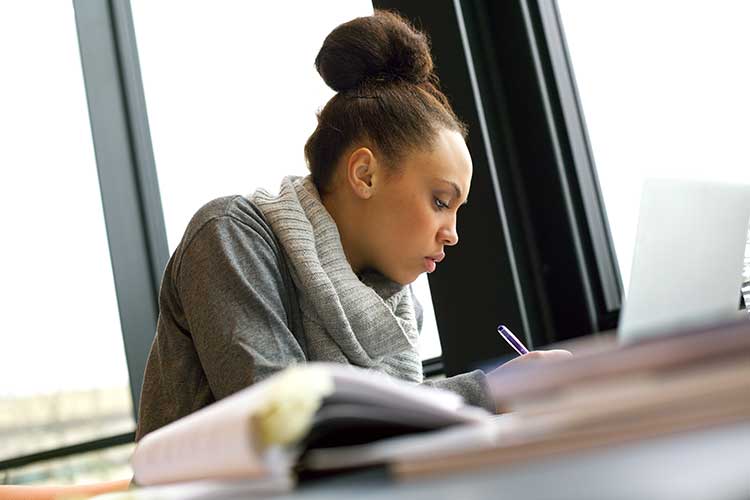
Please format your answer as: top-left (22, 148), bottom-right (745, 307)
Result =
top-left (0, 2), bottom-right (134, 463)
top-left (130, 0), bottom-right (443, 359)
top-left (557, 0), bottom-right (750, 291)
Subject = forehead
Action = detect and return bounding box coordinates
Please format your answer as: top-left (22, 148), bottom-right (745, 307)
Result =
top-left (399, 129), bottom-right (472, 193)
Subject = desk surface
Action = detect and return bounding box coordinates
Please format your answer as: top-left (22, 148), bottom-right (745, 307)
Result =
top-left (278, 422), bottom-right (750, 500)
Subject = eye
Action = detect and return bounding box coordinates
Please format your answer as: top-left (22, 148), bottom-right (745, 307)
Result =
top-left (434, 197), bottom-right (449, 210)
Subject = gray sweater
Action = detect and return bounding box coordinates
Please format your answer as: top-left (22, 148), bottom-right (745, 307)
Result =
top-left (136, 195), bottom-right (493, 441)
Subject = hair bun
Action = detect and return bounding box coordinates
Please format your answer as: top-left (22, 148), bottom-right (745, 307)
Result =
top-left (314, 10), bottom-right (434, 92)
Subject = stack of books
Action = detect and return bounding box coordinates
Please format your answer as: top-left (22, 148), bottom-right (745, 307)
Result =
top-left (393, 318), bottom-right (750, 478)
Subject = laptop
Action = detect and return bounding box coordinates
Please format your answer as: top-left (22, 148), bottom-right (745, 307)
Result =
top-left (618, 178), bottom-right (750, 343)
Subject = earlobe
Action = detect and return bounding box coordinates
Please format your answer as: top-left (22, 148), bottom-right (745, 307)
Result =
top-left (356, 181), bottom-right (372, 198)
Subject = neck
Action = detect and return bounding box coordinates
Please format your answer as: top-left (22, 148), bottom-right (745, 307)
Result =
top-left (321, 191), bottom-right (369, 275)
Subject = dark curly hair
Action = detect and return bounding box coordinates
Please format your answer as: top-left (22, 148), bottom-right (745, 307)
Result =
top-left (304, 9), bottom-right (468, 194)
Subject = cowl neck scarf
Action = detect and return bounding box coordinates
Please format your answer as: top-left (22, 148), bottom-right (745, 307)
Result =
top-left (250, 175), bottom-right (423, 382)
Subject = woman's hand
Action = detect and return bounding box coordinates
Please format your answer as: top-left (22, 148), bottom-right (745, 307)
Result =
top-left (486, 349), bottom-right (573, 413)
top-left (492, 349), bottom-right (572, 371)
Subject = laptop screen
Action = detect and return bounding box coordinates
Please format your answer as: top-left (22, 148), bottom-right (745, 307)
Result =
top-left (618, 178), bottom-right (750, 343)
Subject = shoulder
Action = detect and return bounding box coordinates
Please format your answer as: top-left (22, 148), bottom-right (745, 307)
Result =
top-left (182, 195), bottom-right (276, 247)
top-left (171, 195), bottom-right (286, 281)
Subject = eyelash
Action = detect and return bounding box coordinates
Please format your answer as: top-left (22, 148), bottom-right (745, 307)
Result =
top-left (434, 198), bottom-right (449, 210)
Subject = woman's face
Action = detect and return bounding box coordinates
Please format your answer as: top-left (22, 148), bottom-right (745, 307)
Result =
top-left (364, 128), bottom-right (473, 285)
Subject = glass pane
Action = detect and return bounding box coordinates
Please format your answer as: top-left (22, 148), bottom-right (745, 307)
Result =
top-left (414, 274), bottom-right (442, 360)
top-left (0, 3), bottom-right (134, 461)
top-left (2, 443), bottom-right (134, 486)
top-left (131, 1), bottom-right (443, 360)
top-left (557, 0), bottom-right (750, 291)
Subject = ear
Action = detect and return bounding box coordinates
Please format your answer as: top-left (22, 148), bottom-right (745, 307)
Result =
top-left (345, 147), bottom-right (379, 200)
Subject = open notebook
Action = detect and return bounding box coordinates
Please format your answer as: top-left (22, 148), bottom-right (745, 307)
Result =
top-left (131, 363), bottom-right (491, 488)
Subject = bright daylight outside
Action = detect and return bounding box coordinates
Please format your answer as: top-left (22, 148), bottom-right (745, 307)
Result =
top-left (556, 0), bottom-right (750, 294)
top-left (0, 2), bottom-right (134, 484)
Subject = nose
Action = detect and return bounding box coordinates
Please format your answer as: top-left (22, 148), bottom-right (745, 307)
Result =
top-left (439, 219), bottom-right (459, 246)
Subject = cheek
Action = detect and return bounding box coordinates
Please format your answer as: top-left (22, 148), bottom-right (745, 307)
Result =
top-left (369, 196), bottom-right (438, 283)
top-left (385, 197), bottom-right (435, 247)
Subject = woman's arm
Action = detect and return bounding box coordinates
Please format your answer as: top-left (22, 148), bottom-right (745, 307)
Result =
top-left (422, 371), bottom-right (495, 412)
top-left (176, 213), bottom-right (308, 399)
top-left (137, 199), bottom-right (309, 440)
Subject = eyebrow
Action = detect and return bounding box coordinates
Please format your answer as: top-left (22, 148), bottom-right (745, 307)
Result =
top-left (436, 179), bottom-right (469, 206)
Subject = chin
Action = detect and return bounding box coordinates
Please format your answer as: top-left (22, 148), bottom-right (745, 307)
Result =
top-left (378, 269), bottom-right (412, 286)
top-left (375, 261), bottom-right (420, 287)
top-left (396, 271), bottom-right (421, 286)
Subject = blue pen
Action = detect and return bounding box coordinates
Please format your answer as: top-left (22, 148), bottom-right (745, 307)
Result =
top-left (497, 325), bottom-right (530, 356)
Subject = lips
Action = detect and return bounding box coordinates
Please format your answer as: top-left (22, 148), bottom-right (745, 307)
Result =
top-left (424, 252), bottom-right (445, 273)
top-left (428, 252), bottom-right (445, 263)
top-left (424, 257), bottom-right (437, 273)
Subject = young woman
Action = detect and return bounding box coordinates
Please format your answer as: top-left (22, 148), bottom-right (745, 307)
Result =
top-left (135, 10), bottom-right (570, 441)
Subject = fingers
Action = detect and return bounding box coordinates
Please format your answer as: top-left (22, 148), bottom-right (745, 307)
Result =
top-left (519, 349), bottom-right (572, 361)
top-left (489, 349), bottom-right (574, 379)
top-left (540, 349), bottom-right (573, 359)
